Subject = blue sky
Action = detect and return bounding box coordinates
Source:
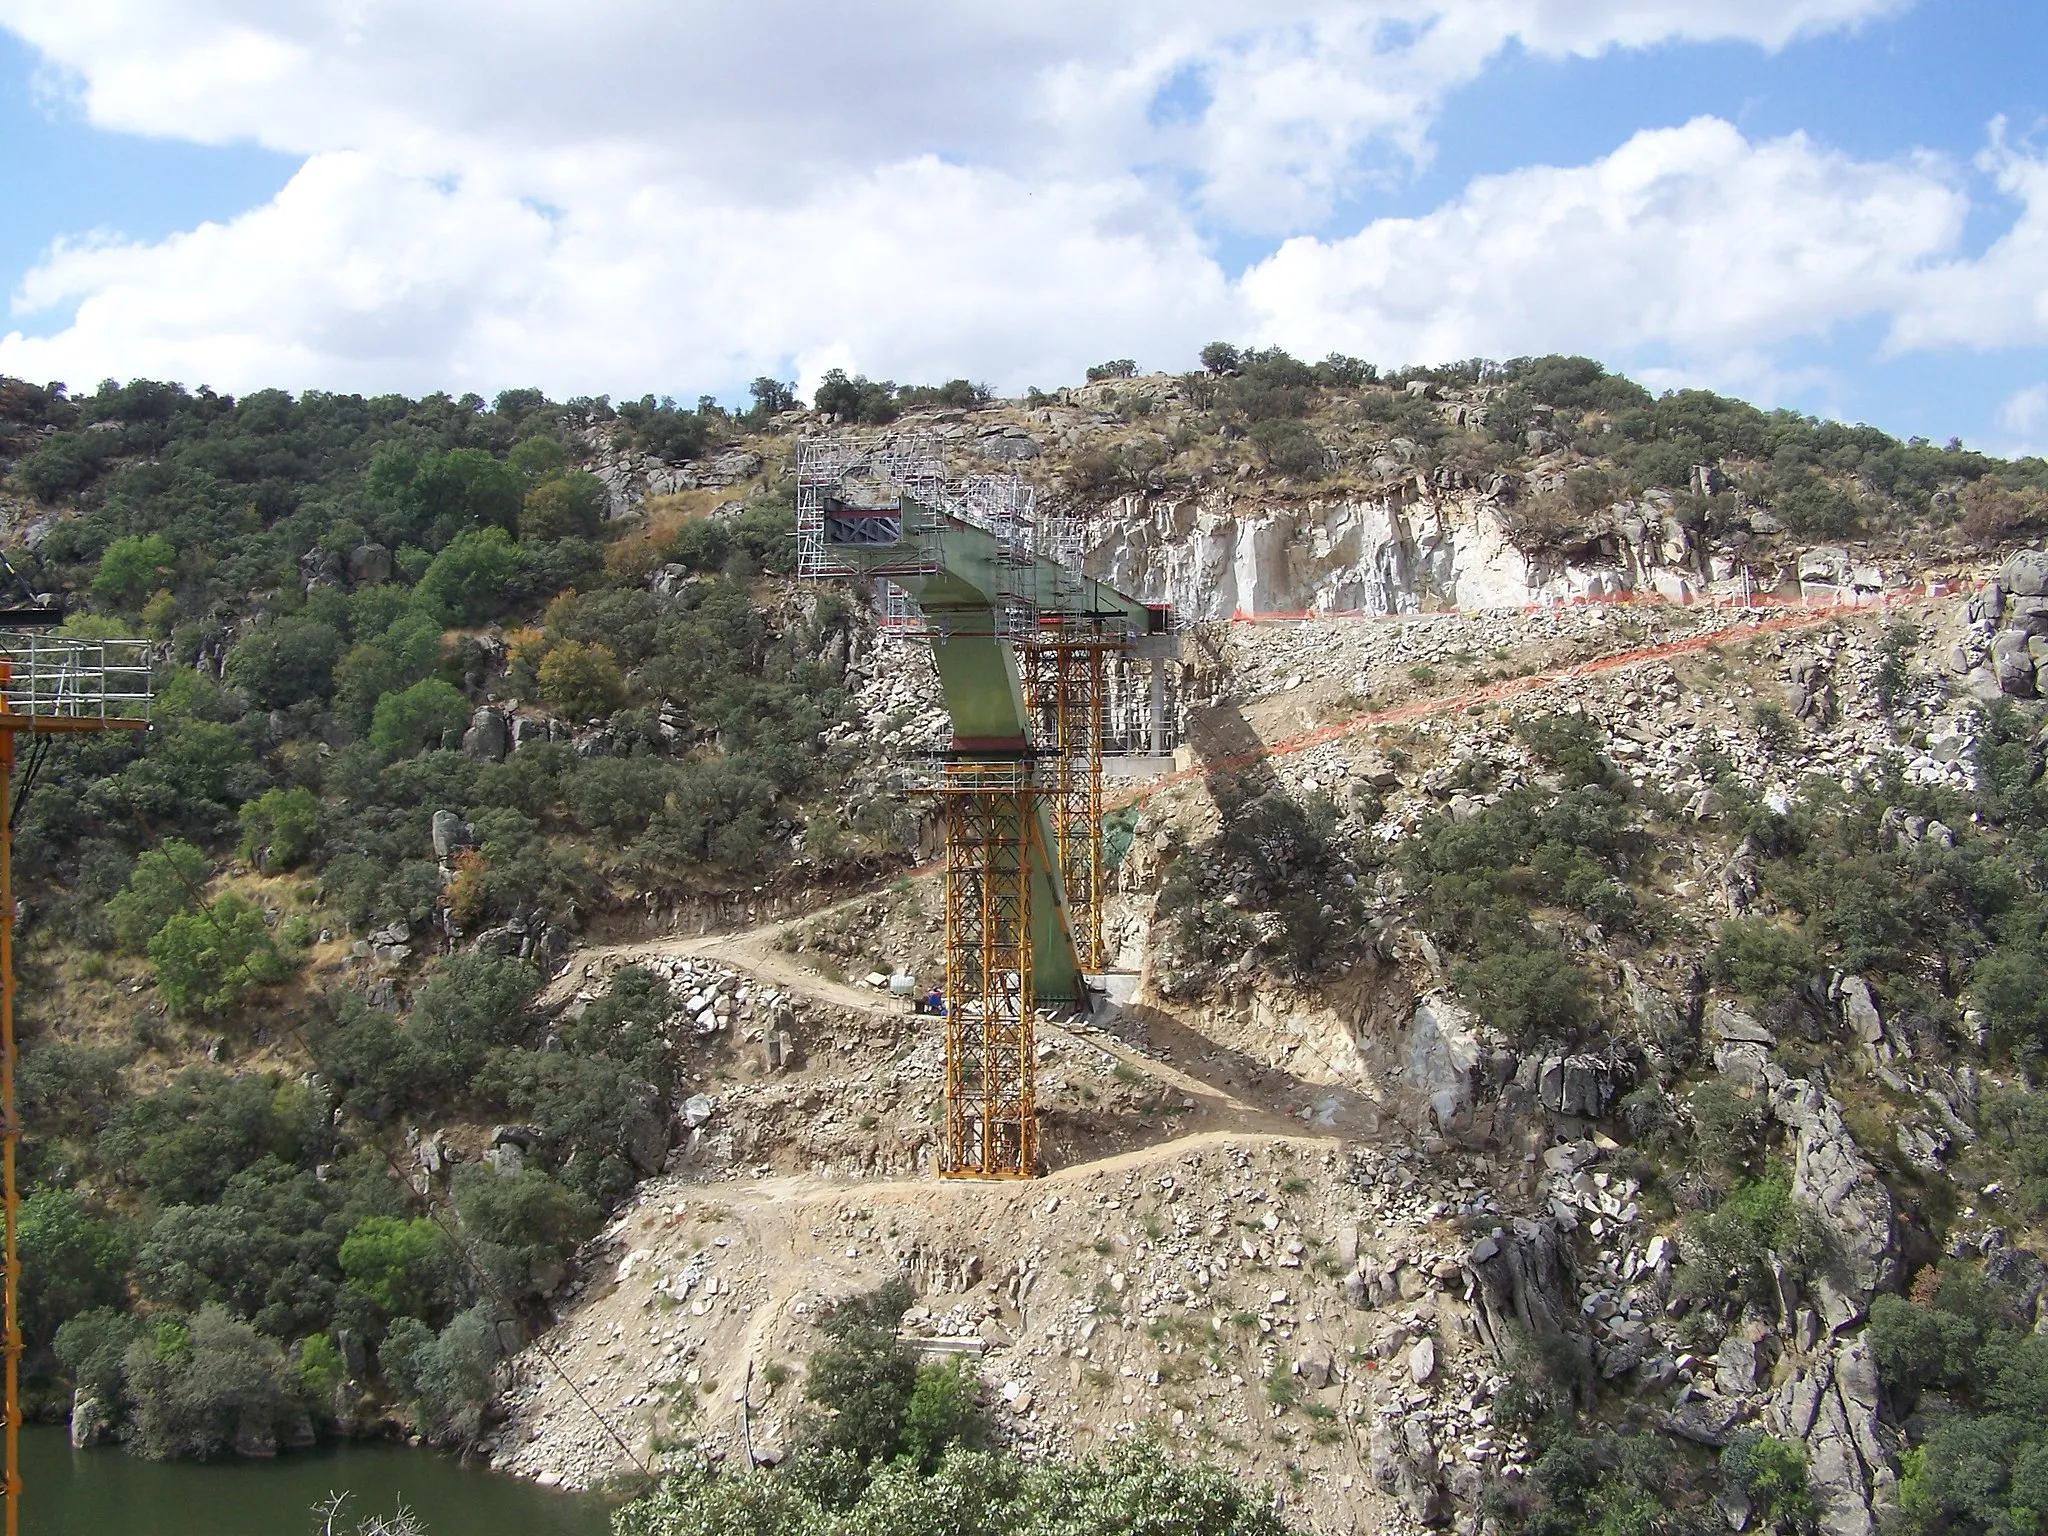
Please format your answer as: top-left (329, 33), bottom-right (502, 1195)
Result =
top-left (0, 2), bottom-right (2044, 456)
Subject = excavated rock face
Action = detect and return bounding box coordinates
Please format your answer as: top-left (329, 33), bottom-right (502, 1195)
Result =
top-left (1079, 488), bottom-right (1700, 619)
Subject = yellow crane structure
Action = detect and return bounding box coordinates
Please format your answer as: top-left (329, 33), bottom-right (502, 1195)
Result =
top-left (0, 628), bottom-right (152, 1536)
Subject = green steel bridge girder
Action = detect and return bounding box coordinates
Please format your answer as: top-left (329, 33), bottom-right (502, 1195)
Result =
top-left (822, 499), bottom-right (1157, 1005)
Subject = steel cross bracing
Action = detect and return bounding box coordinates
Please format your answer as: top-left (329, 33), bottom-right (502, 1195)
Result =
top-left (1019, 637), bottom-right (1111, 971)
top-left (939, 762), bottom-right (1037, 1179)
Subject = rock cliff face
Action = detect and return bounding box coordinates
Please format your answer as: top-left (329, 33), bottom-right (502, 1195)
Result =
top-left (1077, 488), bottom-right (1708, 619)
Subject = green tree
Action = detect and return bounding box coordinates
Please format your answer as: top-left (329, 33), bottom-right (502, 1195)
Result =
top-left (379, 1304), bottom-right (502, 1445)
top-left (223, 615), bottom-right (346, 709)
top-left (105, 839), bottom-right (211, 952)
top-left (1721, 1431), bottom-right (1817, 1533)
top-left (368, 678), bottom-right (470, 759)
top-left (537, 639), bottom-right (626, 720)
top-left (518, 472), bottom-right (607, 541)
top-left (1713, 919), bottom-right (1816, 1005)
top-left (21, 1190), bottom-right (131, 1351)
top-left (92, 533), bottom-right (177, 612)
top-left (123, 1305), bottom-right (303, 1461)
top-left (748, 377), bottom-right (797, 416)
top-left (339, 1216), bottom-right (457, 1323)
top-left (237, 785), bottom-right (321, 870)
top-left (147, 893), bottom-right (291, 1015)
top-left (416, 527), bottom-right (526, 626)
top-left (334, 611), bottom-right (445, 732)
top-left (507, 435), bottom-right (566, 480)
top-left (53, 1308), bottom-right (142, 1412)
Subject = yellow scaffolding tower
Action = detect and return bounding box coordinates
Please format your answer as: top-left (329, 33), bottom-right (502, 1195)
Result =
top-left (938, 761), bottom-right (1037, 1179)
top-left (1018, 637), bottom-right (1112, 972)
top-left (0, 633), bottom-right (151, 1536)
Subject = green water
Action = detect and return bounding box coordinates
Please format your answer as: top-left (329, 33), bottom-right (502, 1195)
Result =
top-left (18, 1425), bottom-right (616, 1536)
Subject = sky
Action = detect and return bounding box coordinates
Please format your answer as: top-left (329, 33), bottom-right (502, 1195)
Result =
top-left (0, 2), bottom-right (2043, 455)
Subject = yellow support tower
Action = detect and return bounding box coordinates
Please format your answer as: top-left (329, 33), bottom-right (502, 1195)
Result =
top-left (1019, 635), bottom-right (1113, 972)
top-left (0, 632), bottom-right (151, 1536)
top-left (939, 761), bottom-right (1037, 1179)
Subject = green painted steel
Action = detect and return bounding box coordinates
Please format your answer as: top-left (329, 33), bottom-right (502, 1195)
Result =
top-left (824, 496), bottom-right (1152, 1003)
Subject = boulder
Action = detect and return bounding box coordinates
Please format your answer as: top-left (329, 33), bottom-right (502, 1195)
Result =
top-left (1805, 1382), bottom-right (1874, 1536)
top-left (2001, 549), bottom-right (2048, 598)
top-left (1840, 975), bottom-right (1884, 1054)
top-left (1769, 1079), bottom-right (1896, 1325)
top-left (623, 1088), bottom-right (671, 1176)
top-left (69, 1390), bottom-right (110, 1448)
top-left (1714, 1334), bottom-right (1758, 1397)
top-left (1408, 1335), bottom-right (1437, 1386)
top-left (1526, 1050), bottom-right (1627, 1119)
top-left (462, 706), bottom-right (510, 763)
top-left (1712, 1001), bottom-right (1776, 1046)
top-left (1624, 961), bottom-right (1695, 1064)
top-left (347, 542), bottom-right (392, 586)
top-left (1465, 1218), bottom-right (1582, 1359)
top-left (1984, 1245), bottom-right (2047, 1321)
top-left (431, 810), bottom-right (470, 860)
top-left (2008, 596), bottom-right (2048, 636)
top-left (1992, 631), bottom-right (2037, 697)
top-left (1406, 993), bottom-right (1482, 1132)
top-left (1370, 1413), bottom-right (1442, 1524)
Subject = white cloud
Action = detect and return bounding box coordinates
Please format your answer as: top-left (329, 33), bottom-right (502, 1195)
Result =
top-left (9, 0), bottom-right (2037, 412)
top-left (1240, 118), bottom-right (1968, 371)
top-left (1, 152), bottom-right (1234, 400)
top-left (0, 1), bottom-right (1902, 225)
top-left (1997, 383), bottom-right (2048, 455)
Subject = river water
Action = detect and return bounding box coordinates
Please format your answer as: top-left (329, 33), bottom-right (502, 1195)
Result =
top-left (19, 1425), bottom-right (616, 1536)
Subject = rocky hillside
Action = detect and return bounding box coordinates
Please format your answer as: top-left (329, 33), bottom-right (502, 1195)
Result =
top-left (6, 355), bottom-right (2048, 1534)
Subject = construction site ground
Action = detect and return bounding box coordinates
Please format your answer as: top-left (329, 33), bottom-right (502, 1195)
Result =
top-left (485, 594), bottom-right (1913, 1533)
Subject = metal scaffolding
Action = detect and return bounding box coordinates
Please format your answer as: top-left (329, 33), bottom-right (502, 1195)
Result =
top-left (1019, 635), bottom-right (1109, 971)
top-left (796, 433), bottom-right (1176, 1180)
top-left (939, 761), bottom-right (1037, 1179)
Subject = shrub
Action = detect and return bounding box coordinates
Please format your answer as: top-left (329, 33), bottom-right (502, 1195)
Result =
top-left (237, 785), bottom-right (321, 870)
top-left (450, 1165), bottom-right (593, 1300)
top-left (339, 1216), bottom-right (458, 1325)
top-left (1712, 919), bottom-right (1815, 1005)
top-left (123, 1305), bottom-right (304, 1460)
top-left (407, 951), bottom-right (539, 1084)
top-left (53, 1308), bottom-right (142, 1410)
top-left (224, 615), bottom-right (346, 710)
top-left (1248, 418), bottom-right (1326, 478)
top-left (148, 893), bottom-right (291, 1015)
top-left (537, 638), bottom-right (626, 720)
top-left (102, 1069), bottom-right (320, 1207)
top-left (21, 1190), bottom-right (131, 1351)
top-left (106, 839), bottom-right (210, 952)
top-left (800, 1279), bottom-right (920, 1467)
top-left (518, 472), bottom-right (607, 541)
top-left (368, 678), bottom-right (470, 759)
top-left (379, 1305), bottom-right (503, 1445)
top-left (19, 431), bottom-right (111, 502)
top-left (417, 528), bottom-right (526, 626)
top-left (1452, 940), bottom-right (1589, 1045)
top-left (92, 534), bottom-right (177, 611)
top-left (1719, 1431), bottom-right (1816, 1533)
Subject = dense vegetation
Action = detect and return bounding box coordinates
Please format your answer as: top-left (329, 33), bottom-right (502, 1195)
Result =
top-left (0, 376), bottom-right (908, 1453)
